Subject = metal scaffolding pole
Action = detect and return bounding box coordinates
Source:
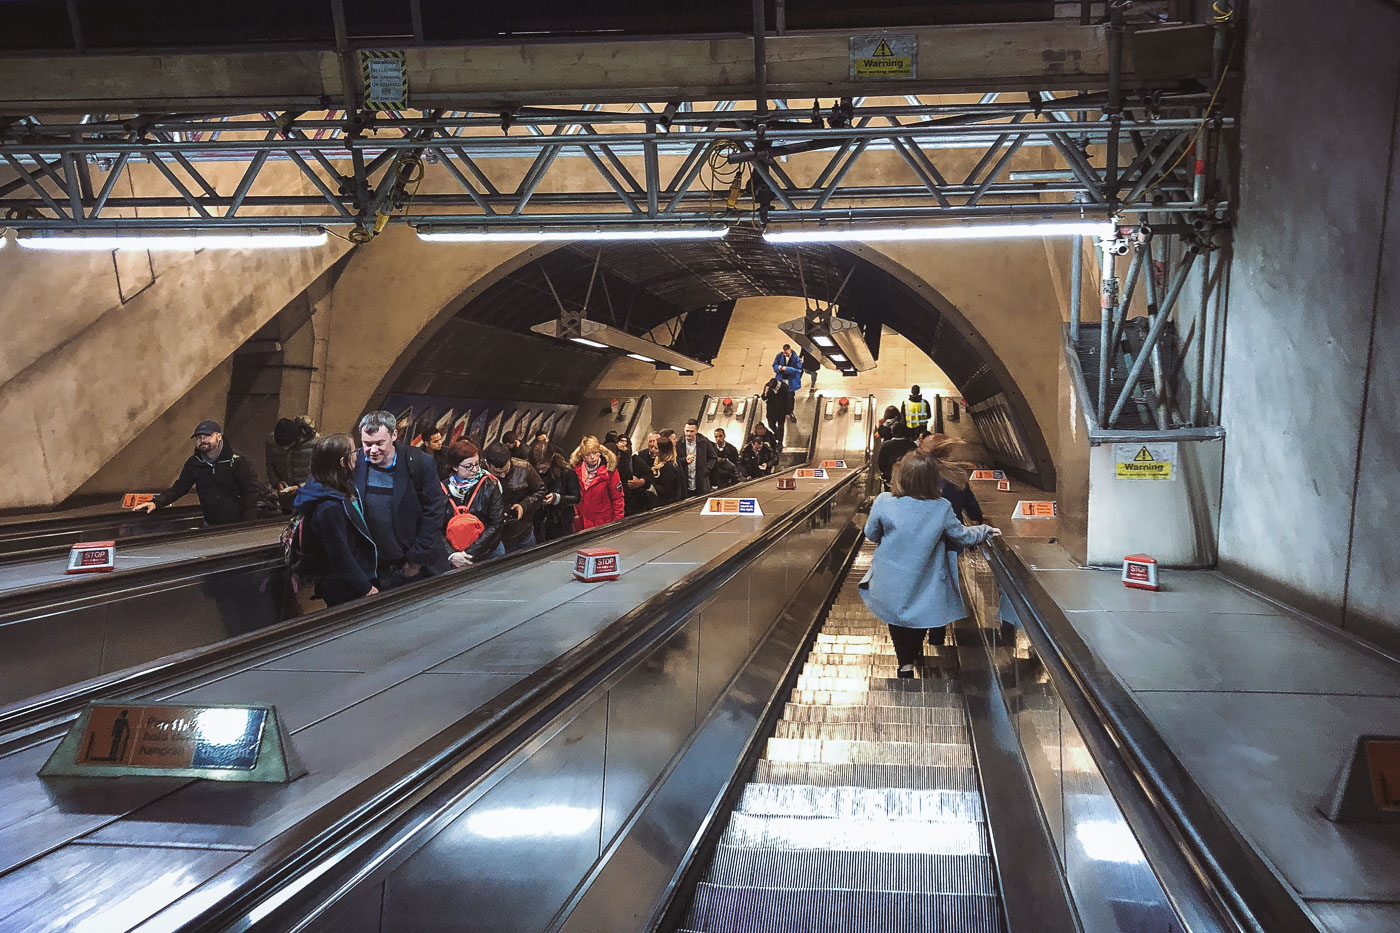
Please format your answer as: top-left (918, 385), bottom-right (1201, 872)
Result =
top-left (1108, 249), bottom-right (1198, 427)
top-left (1190, 249), bottom-right (1211, 426)
top-left (1069, 235), bottom-right (1084, 344)
top-left (1097, 240), bottom-right (1118, 425)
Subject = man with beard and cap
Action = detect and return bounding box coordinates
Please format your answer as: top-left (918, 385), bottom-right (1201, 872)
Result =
top-left (136, 420), bottom-right (261, 525)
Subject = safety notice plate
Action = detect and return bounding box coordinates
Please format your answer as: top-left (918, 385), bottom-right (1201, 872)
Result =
top-left (701, 497), bottom-right (763, 516)
top-left (850, 35), bottom-right (917, 79)
top-left (1114, 443), bottom-right (1175, 481)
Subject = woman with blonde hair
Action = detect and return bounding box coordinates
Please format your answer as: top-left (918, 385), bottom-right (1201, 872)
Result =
top-left (919, 432), bottom-right (985, 523)
top-left (859, 449), bottom-right (998, 677)
top-left (650, 436), bottom-right (683, 506)
top-left (570, 435), bottom-right (625, 530)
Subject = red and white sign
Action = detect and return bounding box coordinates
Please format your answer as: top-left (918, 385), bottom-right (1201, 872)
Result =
top-left (776, 478), bottom-right (797, 490)
top-left (122, 493), bottom-right (154, 509)
top-left (996, 480), bottom-right (1011, 492)
top-left (970, 470), bottom-right (1006, 481)
top-left (67, 541), bottom-right (116, 574)
top-left (1122, 553), bottom-right (1159, 590)
top-left (1014, 500), bottom-right (1057, 519)
top-left (574, 547), bottom-right (620, 582)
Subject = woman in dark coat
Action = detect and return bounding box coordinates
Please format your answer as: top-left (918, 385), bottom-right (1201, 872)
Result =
top-left (442, 439), bottom-right (506, 567)
top-left (650, 436), bottom-right (684, 506)
top-left (292, 434), bottom-right (379, 607)
top-left (531, 440), bottom-right (581, 541)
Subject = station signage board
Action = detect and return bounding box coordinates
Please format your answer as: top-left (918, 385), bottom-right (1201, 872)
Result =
top-left (794, 468), bottom-right (828, 480)
top-left (701, 497), bottom-right (763, 516)
top-left (1013, 500), bottom-right (1058, 519)
top-left (820, 460), bottom-right (847, 469)
top-left (41, 702), bottom-right (305, 783)
top-left (970, 470), bottom-right (1006, 481)
top-left (997, 480), bottom-right (1012, 492)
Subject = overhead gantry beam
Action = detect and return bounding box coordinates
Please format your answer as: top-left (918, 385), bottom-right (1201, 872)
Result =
top-left (0, 22), bottom-right (1213, 112)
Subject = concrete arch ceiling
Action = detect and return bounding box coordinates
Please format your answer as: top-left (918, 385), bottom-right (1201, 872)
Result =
top-left (386, 226), bottom-right (1055, 484)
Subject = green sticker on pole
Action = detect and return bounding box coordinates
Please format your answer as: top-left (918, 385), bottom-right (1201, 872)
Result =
top-left (362, 50), bottom-right (408, 111)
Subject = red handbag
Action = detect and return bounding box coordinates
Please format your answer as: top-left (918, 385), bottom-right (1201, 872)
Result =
top-left (443, 476), bottom-right (494, 552)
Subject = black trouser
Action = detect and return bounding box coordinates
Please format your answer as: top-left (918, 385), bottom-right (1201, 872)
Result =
top-left (887, 624), bottom-right (948, 667)
top-left (767, 416), bottom-right (785, 445)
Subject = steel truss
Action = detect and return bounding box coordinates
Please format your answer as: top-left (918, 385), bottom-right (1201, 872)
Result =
top-left (0, 90), bottom-right (1230, 236)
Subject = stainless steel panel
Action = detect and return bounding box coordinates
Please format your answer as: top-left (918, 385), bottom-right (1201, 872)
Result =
top-left (0, 843), bottom-right (242, 932)
top-left (600, 617), bottom-right (699, 843)
top-left (571, 566), bottom-right (697, 604)
top-left (168, 669), bottom-right (362, 732)
top-left (430, 601), bottom-right (637, 675)
top-left (1132, 691), bottom-right (1400, 900)
top-left (1307, 899), bottom-right (1400, 933)
top-left (1033, 566), bottom-right (1278, 614)
top-left (696, 570), bottom-right (754, 718)
top-left (382, 696), bottom-right (607, 933)
top-left (0, 604), bottom-right (106, 705)
top-left (306, 878), bottom-right (385, 933)
top-left (86, 671), bottom-right (523, 850)
top-left (1068, 610), bottom-right (1400, 696)
top-left (99, 574), bottom-right (267, 673)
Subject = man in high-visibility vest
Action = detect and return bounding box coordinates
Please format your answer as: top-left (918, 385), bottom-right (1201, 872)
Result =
top-left (902, 385), bottom-right (931, 433)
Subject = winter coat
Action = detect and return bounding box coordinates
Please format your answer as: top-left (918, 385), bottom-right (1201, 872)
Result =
top-left (677, 433), bottom-right (718, 495)
top-left (651, 460), bottom-right (683, 505)
top-left (941, 479), bottom-right (985, 524)
top-left (772, 351), bottom-right (803, 393)
top-left (292, 479), bottom-right (378, 607)
top-left (876, 438), bottom-right (916, 488)
top-left (351, 443), bottom-right (450, 575)
top-left (444, 473), bottom-right (506, 560)
top-left (626, 451), bottom-right (655, 514)
top-left (535, 463), bottom-right (581, 541)
top-left (801, 349), bottom-right (820, 374)
top-left (762, 380), bottom-right (793, 422)
top-left (154, 444), bottom-right (260, 525)
top-left (572, 462), bottom-right (625, 531)
top-left (265, 427), bottom-right (318, 490)
top-left (859, 492), bottom-right (992, 630)
top-left (740, 444), bottom-right (776, 479)
top-left (497, 458), bottom-right (549, 548)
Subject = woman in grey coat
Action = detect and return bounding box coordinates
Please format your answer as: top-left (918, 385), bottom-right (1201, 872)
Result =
top-left (859, 449), bottom-right (999, 677)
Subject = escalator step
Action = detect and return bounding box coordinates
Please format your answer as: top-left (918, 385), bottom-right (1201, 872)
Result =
top-left (789, 688), bottom-right (964, 708)
top-left (719, 812), bottom-right (990, 855)
top-left (782, 703), bottom-right (966, 725)
top-left (736, 782), bottom-right (984, 823)
top-left (686, 882), bottom-right (1002, 933)
top-left (794, 674), bottom-right (962, 692)
top-left (764, 737), bottom-right (974, 768)
top-left (705, 844), bottom-right (998, 895)
top-left (772, 722), bottom-right (970, 745)
top-left (752, 761), bottom-right (980, 792)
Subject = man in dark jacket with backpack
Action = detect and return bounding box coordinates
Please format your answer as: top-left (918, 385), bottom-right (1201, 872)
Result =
top-left (354, 410), bottom-right (450, 589)
top-left (137, 420), bottom-right (260, 525)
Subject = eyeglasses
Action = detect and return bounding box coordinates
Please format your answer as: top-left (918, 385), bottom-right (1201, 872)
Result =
top-left (457, 459), bottom-right (480, 472)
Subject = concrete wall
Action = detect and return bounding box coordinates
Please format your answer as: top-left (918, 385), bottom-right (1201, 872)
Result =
top-left (1218, 0), bottom-right (1400, 648)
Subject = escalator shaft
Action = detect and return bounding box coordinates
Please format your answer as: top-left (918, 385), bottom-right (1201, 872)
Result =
top-left (681, 542), bottom-right (1005, 933)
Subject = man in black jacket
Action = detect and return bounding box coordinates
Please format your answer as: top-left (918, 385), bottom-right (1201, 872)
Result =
top-left (137, 420), bottom-right (260, 525)
top-left (483, 441), bottom-right (549, 553)
top-left (354, 410), bottom-right (450, 589)
top-left (740, 436), bottom-right (777, 479)
top-left (711, 427), bottom-right (741, 488)
top-left (678, 418), bottom-right (718, 497)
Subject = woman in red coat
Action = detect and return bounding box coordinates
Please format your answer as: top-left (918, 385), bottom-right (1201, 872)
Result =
top-left (571, 435), bottom-right (626, 531)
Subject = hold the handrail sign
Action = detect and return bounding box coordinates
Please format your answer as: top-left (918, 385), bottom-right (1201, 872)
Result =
top-left (41, 702), bottom-right (305, 782)
top-left (970, 470), bottom-right (1006, 481)
top-left (67, 541), bottom-right (115, 574)
top-left (701, 497), bottom-right (763, 516)
top-left (820, 460), bottom-right (847, 469)
top-left (996, 480), bottom-right (1012, 492)
top-left (1014, 500), bottom-right (1058, 519)
top-left (1323, 735), bottom-right (1400, 823)
top-left (794, 468), bottom-right (828, 480)
top-left (1114, 443), bottom-right (1175, 481)
top-left (122, 493), bottom-right (154, 509)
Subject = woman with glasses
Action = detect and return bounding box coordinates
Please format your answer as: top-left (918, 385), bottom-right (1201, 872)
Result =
top-left (443, 439), bottom-right (506, 568)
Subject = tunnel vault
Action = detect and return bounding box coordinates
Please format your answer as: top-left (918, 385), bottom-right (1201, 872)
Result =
top-left (372, 225), bottom-right (1056, 487)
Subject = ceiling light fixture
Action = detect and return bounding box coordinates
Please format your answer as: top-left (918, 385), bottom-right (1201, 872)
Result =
top-left (778, 314), bottom-right (877, 373)
top-left (811, 335), bottom-right (836, 348)
top-left (762, 219), bottom-right (1115, 244)
top-left (531, 318), bottom-right (712, 372)
top-left (418, 224), bottom-right (730, 243)
top-left (17, 226), bottom-right (329, 251)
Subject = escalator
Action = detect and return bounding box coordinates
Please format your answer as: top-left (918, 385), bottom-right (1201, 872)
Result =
top-left (679, 541), bottom-right (1003, 933)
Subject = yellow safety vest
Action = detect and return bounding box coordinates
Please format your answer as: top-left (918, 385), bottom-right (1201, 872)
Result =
top-left (904, 398), bottom-right (930, 427)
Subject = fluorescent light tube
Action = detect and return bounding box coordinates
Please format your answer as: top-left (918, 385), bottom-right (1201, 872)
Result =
top-left (670, 365), bottom-right (687, 372)
top-left (419, 225), bottom-right (729, 243)
top-left (827, 352), bottom-right (848, 362)
top-left (570, 337), bottom-right (609, 349)
top-left (626, 353), bottom-right (656, 362)
top-left (763, 220), bottom-right (1114, 244)
top-left (812, 335), bottom-right (836, 348)
top-left (18, 228), bottom-right (328, 251)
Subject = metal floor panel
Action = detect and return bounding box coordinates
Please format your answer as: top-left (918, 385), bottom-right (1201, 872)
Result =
top-left (684, 541), bottom-right (1006, 932)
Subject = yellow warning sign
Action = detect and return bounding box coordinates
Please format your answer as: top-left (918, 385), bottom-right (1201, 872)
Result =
top-left (1114, 443), bottom-right (1174, 481)
top-left (850, 35), bottom-right (916, 79)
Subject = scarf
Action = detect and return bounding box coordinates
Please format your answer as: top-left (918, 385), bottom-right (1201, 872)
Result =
top-left (447, 471), bottom-right (482, 501)
top-left (580, 460), bottom-right (606, 489)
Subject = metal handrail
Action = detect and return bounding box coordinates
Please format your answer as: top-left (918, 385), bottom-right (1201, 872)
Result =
top-left (158, 466), bottom-right (868, 933)
top-left (980, 536), bottom-right (1318, 933)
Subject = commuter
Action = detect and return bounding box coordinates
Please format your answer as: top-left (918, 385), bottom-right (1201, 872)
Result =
top-left (772, 343), bottom-right (803, 394)
top-left (625, 432), bottom-right (659, 514)
top-left (876, 423), bottom-right (917, 490)
top-left (531, 440), bottom-right (581, 542)
top-left (921, 433), bottom-right (986, 523)
top-left (740, 435), bottom-right (777, 479)
top-left (650, 436), bottom-right (684, 505)
top-left (902, 384), bottom-right (932, 433)
top-left (265, 415), bottom-right (319, 514)
top-left (570, 435), bottom-right (626, 531)
top-left (678, 418), bottom-right (718, 497)
top-left (761, 377), bottom-right (792, 444)
top-left (442, 439), bottom-right (506, 568)
top-left (750, 421), bottom-right (779, 453)
top-left (291, 434), bottom-right (379, 607)
top-left (880, 405), bottom-right (902, 438)
top-left (484, 441), bottom-right (548, 553)
top-left (711, 428), bottom-right (741, 488)
top-left (800, 348), bottom-right (820, 393)
top-left (353, 410), bottom-right (450, 590)
top-left (860, 450), bottom-right (999, 678)
top-left (502, 431), bottom-right (524, 460)
top-left (419, 425), bottom-right (450, 479)
top-left (136, 420), bottom-right (260, 526)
